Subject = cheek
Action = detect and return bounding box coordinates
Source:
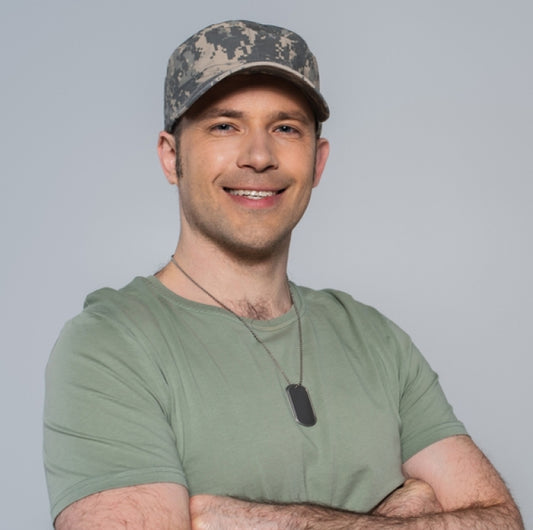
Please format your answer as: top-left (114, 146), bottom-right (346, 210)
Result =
top-left (212, 150), bottom-right (232, 169)
top-left (285, 142), bottom-right (316, 167)
top-left (184, 142), bottom-right (235, 179)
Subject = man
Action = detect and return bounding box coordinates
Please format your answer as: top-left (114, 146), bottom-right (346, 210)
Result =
top-left (44, 20), bottom-right (523, 529)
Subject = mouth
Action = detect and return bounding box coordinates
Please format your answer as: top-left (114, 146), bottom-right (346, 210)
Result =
top-left (224, 188), bottom-right (285, 200)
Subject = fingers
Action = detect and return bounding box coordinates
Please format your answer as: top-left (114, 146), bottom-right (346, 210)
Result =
top-left (373, 479), bottom-right (443, 518)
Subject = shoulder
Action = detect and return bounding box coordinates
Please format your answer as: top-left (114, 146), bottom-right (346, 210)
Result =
top-left (56, 276), bottom-right (170, 344)
top-left (297, 284), bottom-right (386, 319)
top-left (82, 275), bottom-right (162, 323)
top-left (48, 276), bottom-right (171, 379)
top-left (296, 284), bottom-right (412, 347)
top-left (294, 284), bottom-right (426, 384)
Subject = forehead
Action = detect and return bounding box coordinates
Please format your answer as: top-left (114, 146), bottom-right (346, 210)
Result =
top-left (183, 74), bottom-right (315, 122)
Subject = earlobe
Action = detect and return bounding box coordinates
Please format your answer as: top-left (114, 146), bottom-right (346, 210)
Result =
top-left (313, 138), bottom-right (330, 188)
top-left (158, 131), bottom-right (178, 185)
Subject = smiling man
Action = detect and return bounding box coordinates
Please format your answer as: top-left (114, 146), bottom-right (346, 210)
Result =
top-left (44, 20), bottom-right (523, 529)
top-left (161, 73), bottom-right (328, 265)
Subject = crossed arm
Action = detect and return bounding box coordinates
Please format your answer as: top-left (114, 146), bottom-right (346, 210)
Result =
top-left (55, 435), bottom-right (523, 529)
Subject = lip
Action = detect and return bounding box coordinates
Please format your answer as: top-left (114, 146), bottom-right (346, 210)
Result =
top-left (223, 187), bottom-right (286, 209)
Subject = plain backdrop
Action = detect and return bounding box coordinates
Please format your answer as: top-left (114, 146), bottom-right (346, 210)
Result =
top-left (1, 1), bottom-right (531, 528)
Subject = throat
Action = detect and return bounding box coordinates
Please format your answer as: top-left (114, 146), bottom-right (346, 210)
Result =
top-left (233, 300), bottom-right (278, 320)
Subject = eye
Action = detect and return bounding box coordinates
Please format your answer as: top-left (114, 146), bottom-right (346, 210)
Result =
top-left (210, 123), bottom-right (235, 133)
top-left (274, 124), bottom-right (302, 136)
top-left (278, 125), bottom-right (295, 133)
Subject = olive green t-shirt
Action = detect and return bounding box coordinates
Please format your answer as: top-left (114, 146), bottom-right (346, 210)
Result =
top-left (44, 276), bottom-right (466, 520)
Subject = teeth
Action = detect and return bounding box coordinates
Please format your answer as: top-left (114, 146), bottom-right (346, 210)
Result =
top-left (228, 189), bottom-right (276, 199)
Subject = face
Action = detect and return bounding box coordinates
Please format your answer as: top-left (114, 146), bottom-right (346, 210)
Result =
top-left (159, 74), bottom-right (329, 262)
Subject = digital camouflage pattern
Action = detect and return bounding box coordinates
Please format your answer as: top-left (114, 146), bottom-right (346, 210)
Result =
top-left (164, 20), bottom-right (329, 132)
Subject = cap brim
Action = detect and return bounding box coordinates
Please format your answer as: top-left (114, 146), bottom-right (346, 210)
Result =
top-left (169, 61), bottom-right (329, 130)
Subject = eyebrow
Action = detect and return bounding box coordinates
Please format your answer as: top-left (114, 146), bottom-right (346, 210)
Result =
top-left (198, 108), bottom-right (312, 124)
top-left (198, 108), bottom-right (244, 120)
top-left (274, 110), bottom-right (313, 124)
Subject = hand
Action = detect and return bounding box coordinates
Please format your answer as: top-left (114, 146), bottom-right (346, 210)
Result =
top-left (190, 494), bottom-right (274, 530)
top-left (190, 494), bottom-right (224, 530)
top-left (372, 478), bottom-right (443, 518)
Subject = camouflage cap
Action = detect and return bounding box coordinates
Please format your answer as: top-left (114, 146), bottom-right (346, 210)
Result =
top-left (164, 20), bottom-right (329, 132)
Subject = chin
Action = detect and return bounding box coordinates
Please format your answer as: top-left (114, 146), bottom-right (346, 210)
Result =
top-left (216, 235), bottom-right (290, 264)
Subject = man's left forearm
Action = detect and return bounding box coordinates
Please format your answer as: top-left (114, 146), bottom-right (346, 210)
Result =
top-left (404, 502), bottom-right (523, 529)
top-left (189, 493), bottom-right (524, 530)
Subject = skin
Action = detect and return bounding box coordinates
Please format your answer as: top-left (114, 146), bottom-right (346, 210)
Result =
top-left (54, 75), bottom-right (523, 529)
top-left (168, 75), bottom-right (327, 261)
top-left (156, 74), bottom-right (329, 319)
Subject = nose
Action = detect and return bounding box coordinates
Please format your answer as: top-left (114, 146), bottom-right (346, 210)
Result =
top-left (236, 128), bottom-right (278, 173)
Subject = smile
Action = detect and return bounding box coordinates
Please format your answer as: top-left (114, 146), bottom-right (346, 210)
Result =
top-left (225, 189), bottom-right (282, 200)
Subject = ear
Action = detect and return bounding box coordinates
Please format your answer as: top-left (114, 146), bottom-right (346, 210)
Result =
top-left (158, 131), bottom-right (178, 185)
top-left (312, 137), bottom-right (330, 188)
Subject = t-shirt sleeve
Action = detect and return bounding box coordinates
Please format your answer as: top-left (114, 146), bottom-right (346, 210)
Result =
top-left (43, 311), bottom-right (187, 521)
top-left (389, 321), bottom-right (468, 462)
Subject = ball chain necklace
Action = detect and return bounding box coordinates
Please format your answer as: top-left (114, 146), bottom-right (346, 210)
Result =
top-left (170, 256), bottom-right (317, 427)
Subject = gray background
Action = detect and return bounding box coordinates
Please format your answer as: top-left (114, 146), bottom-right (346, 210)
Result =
top-left (1, 1), bottom-right (531, 528)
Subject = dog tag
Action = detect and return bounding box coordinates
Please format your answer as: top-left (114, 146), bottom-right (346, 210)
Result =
top-left (286, 384), bottom-right (317, 427)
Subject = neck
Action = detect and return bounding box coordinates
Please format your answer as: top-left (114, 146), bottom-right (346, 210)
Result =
top-left (156, 238), bottom-right (293, 319)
